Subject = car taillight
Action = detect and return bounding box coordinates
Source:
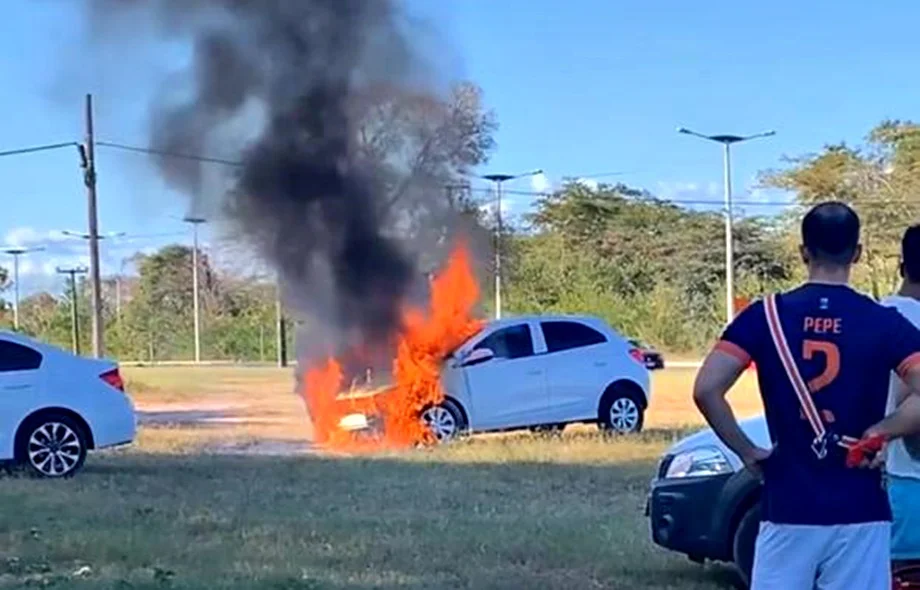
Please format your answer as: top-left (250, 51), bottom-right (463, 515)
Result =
top-left (629, 348), bottom-right (645, 364)
top-left (100, 368), bottom-right (125, 392)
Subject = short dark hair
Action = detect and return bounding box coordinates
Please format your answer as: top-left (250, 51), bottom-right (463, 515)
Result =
top-left (902, 225), bottom-right (920, 282)
top-left (801, 201), bottom-right (860, 265)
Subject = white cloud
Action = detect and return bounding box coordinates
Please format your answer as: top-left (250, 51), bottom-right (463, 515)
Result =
top-left (530, 172), bottom-right (550, 193)
top-left (574, 177), bottom-right (600, 191)
top-left (1, 226), bottom-right (163, 296)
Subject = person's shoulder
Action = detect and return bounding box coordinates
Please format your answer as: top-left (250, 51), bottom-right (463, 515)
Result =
top-left (880, 294), bottom-right (920, 327)
top-left (733, 298), bottom-right (765, 323)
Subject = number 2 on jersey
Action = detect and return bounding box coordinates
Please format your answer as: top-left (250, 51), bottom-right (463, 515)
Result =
top-left (803, 339), bottom-right (840, 393)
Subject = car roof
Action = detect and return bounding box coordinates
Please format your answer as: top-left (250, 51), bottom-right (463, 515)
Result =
top-left (487, 313), bottom-right (598, 324)
top-left (484, 314), bottom-right (617, 333)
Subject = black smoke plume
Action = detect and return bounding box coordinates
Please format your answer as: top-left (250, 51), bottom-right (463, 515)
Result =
top-left (85, 0), bottom-right (431, 344)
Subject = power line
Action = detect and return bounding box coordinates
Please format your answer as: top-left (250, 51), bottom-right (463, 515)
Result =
top-left (96, 141), bottom-right (243, 167)
top-left (560, 171), bottom-right (631, 179)
top-left (0, 141), bottom-right (78, 158)
top-left (89, 140), bottom-right (920, 211)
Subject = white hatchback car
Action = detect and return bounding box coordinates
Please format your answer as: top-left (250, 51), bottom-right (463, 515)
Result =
top-left (419, 314), bottom-right (651, 441)
top-left (0, 331), bottom-right (136, 478)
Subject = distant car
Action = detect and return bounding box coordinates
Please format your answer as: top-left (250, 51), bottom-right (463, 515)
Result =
top-left (0, 331), bottom-right (136, 478)
top-left (339, 315), bottom-right (651, 441)
top-left (629, 339), bottom-right (665, 370)
top-left (646, 416), bottom-right (768, 587)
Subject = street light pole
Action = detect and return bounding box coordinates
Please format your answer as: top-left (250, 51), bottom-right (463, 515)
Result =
top-left (2, 247), bottom-right (44, 330)
top-left (677, 127), bottom-right (775, 325)
top-left (183, 217), bottom-right (207, 364)
top-left (480, 169), bottom-right (543, 320)
top-left (57, 266), bottom-right (88, 354)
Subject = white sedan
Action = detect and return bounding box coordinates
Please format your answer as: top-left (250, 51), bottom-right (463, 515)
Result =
top-left (0, 331), bottom-right (136, 477)
top-left (341, 315), bottom-right (652, 441)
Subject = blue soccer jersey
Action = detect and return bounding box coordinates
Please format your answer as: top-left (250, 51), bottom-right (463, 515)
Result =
top-left (717, 283), bottom-right (920, 525)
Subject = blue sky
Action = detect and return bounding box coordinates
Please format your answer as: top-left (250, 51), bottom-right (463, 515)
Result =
top-left (2, 0), bottom-right (918, 295)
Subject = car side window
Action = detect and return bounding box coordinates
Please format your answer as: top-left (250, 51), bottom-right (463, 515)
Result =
top-left (473, 324), bottom-right (534, 360)
top-left (541, 321), bottom-right (607, 353)
top-left (0, 340), bottom-right (43, 372)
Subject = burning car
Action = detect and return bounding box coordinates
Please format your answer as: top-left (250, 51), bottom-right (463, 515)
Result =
top-left (331, 314), bottom-right (652, 443)
top-left (299, 245), bottom-right (650, 451)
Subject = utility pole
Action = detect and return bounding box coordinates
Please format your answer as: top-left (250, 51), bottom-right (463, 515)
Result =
top-left (2, 247), bottom-right (44, 330)
top-left (479, 170), bottom-right (543, 319)
top-left (183, 217), bottom-right (207, 363)
top-left (677, 127), bottom-right (775, 325)
top-left (61, 230), bottom-right (125, 339)
top-left (80, 93), bottom-right (103, 358)
top-left (57, 266), bottom-right (88, 355)
top-left (275, 284), bottom-right (287, 368)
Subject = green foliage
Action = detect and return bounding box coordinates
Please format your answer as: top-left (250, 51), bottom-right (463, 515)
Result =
top-left (11, 122), bottom-right (920, 358)
top-left (760, 120), bottom-right (920, 298)
top-left (504, 182), bottom-right (795, 353)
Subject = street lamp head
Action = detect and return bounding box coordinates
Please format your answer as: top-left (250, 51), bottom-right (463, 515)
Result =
top-left (481, 174), bottom-right (515, 183)
top-left (481, 170), bottom-right (544, 183)
top-left (183, 216), bottom-right (207, 224)
top-left (709, 134), bottom-right (746, 144)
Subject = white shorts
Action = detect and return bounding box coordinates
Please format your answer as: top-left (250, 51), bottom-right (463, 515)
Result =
top-left (751, 521), bottom-right (891, 590)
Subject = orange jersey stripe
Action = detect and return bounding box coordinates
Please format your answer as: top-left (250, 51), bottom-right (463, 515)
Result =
top-left (714, 340), bottom-right (751, 366)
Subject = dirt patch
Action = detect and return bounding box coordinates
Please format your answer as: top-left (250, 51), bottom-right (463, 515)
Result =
top-left (135, 399), bottom-right (316, 455)
top-left (205, 439), bottom-right (317, 456)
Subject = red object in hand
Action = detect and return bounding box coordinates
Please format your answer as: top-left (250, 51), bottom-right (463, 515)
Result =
top-left (845, 434), bottom-right (887, 468)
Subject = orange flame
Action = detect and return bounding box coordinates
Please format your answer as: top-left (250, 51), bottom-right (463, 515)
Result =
top-left (302, 242), bottom-right (483, 451)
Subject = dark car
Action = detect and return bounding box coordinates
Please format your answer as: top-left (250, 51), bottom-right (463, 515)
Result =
top-left (629, 339), bottom-right (665, 370)
top-left (646, 417), bottom-right (768, 587)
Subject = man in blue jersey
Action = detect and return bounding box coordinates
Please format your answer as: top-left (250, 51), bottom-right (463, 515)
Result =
top-left (693, 202), bottom-right (920, 589)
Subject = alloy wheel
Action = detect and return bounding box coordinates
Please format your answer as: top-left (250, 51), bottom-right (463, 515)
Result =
top-left (422, 406), bottom-right (458, 442)
top-left (609, 397), bottom-right (640, 433)
top-left (28, 422), bottom-right (82, 477)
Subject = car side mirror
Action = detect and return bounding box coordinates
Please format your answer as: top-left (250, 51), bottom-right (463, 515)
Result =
top-left (462, 348), bottom-right (494, 367)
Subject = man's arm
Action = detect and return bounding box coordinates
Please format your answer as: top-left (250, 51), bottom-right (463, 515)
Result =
top-left (866, 366), bottom-right (920, 440)
top-left (693, 349), bottom-right (770, 468)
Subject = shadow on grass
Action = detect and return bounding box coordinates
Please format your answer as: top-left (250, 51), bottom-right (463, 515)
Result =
top-left (0, 444), bottom-right (741, 590)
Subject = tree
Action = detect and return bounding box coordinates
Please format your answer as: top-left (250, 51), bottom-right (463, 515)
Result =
top-left (0, 265), bottom-right (9, 325)
top-left (760, 121), bottom-right (920, 298)
top-left (505, 182), bottom-right (794, 351)
top-left (18, 293), bottom-right (72, 348)
top-left (351, 81), bottom-right (498, 271)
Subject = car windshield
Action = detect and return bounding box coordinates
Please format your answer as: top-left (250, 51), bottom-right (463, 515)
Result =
top-left (444, 326), bottom-right (485, 360)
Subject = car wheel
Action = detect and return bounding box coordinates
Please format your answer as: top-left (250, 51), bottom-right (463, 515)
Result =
top-left (732, 502), bottom-right (761, 588)
top-left (18, 414), bottom-right (88, 478)
top-left (599, 388), bottom-right (645, 434)
top-left (421, 400), bottom-right (466, 443)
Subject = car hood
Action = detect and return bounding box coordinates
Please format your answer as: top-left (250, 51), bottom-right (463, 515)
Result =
top-left (665, 415), bottom-right (770, 471)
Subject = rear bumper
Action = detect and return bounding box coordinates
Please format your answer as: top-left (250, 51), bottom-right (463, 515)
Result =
top-left (95, 396), bottom-right (137, 449)
top-left (647, 473), bottom-right (732, 560)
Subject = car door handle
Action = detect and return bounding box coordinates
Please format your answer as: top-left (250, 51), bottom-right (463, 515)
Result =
top-left (3, 385), bottom-right (29, 391)
top-left (526, 369), bottom-right (542, 375)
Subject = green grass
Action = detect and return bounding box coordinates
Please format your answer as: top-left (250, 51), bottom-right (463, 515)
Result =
top-left (0, 367), bottom-right (760, 589)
